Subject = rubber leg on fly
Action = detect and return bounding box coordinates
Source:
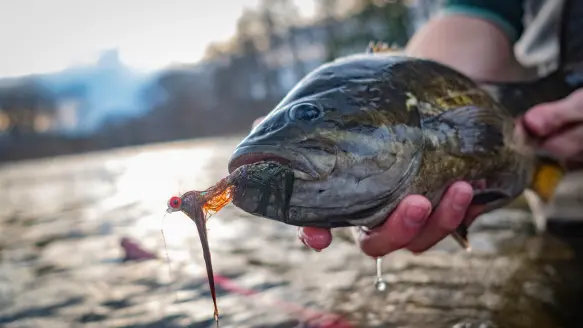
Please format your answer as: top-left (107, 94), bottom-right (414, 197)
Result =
top-left (452, 223), bottom-right (471, 251)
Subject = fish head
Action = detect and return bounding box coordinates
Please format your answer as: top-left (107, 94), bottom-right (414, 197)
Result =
top-left (229, 54), bottom-right (425, 229)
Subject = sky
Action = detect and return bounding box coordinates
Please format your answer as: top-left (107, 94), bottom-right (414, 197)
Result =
top-left (0, 0), bottom-right (317, 78)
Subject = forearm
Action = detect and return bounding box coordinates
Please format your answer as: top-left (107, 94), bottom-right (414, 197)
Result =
top-left (406, 6), bottom-right (535, 82)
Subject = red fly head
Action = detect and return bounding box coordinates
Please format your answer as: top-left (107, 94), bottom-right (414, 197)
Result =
top-left (166, 196), bottom-right (182, 213)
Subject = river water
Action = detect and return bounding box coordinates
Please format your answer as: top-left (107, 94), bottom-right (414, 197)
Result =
top-left (1, 136), bottom-right (582, 328)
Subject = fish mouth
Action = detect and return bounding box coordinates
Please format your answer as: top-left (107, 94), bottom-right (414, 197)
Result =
top-left (228, 145), bottom-right (320, 180)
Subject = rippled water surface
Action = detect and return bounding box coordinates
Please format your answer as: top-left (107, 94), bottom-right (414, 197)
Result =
top-left (1, 136), bottom-right (582, 328)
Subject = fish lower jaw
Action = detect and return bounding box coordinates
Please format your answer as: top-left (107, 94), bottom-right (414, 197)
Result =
top-left (228, 148), bottom-right (321, 180)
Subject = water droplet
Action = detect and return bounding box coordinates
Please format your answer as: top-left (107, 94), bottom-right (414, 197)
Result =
top-left (376, 257), bottom-right (383, 278)
top-left (374, 278), bottom-right (388, 292)
top-left (374, 257), bottom-right (388, 292)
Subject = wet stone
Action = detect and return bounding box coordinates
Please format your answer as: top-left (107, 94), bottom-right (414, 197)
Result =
top-left (1, 135), bottom-right (583, 327)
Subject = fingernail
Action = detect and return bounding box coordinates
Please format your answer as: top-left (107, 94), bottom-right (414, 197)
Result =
top-left (452, 185), bottom-right (471, 211)
top-left (405, 205), bottom-right (428, 227)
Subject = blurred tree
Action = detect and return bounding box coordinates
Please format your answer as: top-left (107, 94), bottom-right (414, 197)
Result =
top-left (207, 0), bottom-right (307, 124)
top-left (318, 0), bottom-right (412, 61)
top-left (316, 0), bottom-right (343, 61)
top-left (235, 8), bottom-right (270, 101)
top-left (353, 0), bottom-right (411, 45)
top-left (262, 0), bottom-right (306, 82)
top-left (204, 43), bottom-right (228, 60)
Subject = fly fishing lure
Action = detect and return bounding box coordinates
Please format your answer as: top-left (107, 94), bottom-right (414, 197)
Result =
top-left (165, 161), bottom-right (295, 326)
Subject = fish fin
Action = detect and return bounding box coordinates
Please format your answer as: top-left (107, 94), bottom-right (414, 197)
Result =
top-left (425, 106), bottom-right (505, 156)
top-left (522, 155), bottom-right (565, 233)
top-left (471, 190), bottom-right (509, 205)
top-left (529, 155), bottom-right (565, 203)
top-left (451, 185), bottom-right (509, 252)
top-left (452, 223), bottom-right (471, 252)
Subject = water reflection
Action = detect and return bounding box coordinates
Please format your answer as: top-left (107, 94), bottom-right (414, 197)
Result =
top-left (488, 233), bottom-right (583, 328)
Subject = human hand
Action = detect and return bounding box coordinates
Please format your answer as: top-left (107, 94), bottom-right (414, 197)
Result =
top-left (299, 182), bottom-right (485, 257)
top-left (522, 88), bottom-right (583, 167)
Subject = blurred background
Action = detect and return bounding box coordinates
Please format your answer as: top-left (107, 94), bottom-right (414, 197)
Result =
top-left (0, 0), bottom-right (441, 162)
top-left (2, 1), bottom-right (583, 328)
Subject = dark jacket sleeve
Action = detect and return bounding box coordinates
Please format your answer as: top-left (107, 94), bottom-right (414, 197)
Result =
top-left (441, 0), bottom-right (525, 43)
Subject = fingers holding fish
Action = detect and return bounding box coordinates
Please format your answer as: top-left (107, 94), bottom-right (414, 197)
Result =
top-left (358, 195), bottom-right (431, 258)
top-left (406, 182), bottom-right (474, 253)
top-left (298, 227), bottom-right (332, 251)
top-left (523, 88), bottom-right (583, 138)
top-left (297, 182), bottom-right (483, 257)
top-left (522, 88), bottom-right (583, 164)
top-left (297, 194), bottom-right (434, 257)
top-left (540, 125), bottom-right (583, 163)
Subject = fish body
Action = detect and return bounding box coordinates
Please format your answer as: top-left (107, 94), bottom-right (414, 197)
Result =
top-left (227, 49), bottom-right (563, 236)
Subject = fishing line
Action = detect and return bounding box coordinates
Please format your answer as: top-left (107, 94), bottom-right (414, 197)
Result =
top-left (160, 212), bottom-right (180, 304)
top-left (161, 213), bottom-right (173, 281)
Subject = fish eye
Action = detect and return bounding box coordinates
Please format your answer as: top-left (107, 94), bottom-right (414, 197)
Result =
top-left (289, 103), bottom-right (322, 122)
